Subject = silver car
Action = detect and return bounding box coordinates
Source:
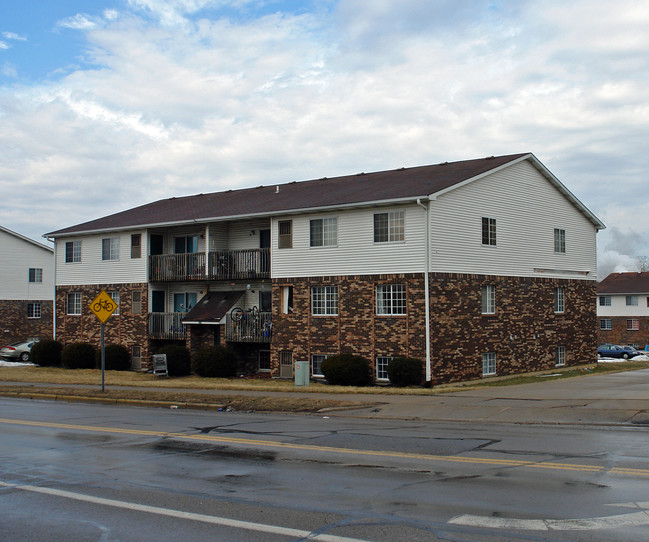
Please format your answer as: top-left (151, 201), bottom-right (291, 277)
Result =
top-left (0, 340), bottom-right (38, 362)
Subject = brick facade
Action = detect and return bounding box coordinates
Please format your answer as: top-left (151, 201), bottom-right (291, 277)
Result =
top-left (56, 284), bottom-right (150, 369)
top-left (271, 273), bottom-right (597, 384)
top-left (0, 299), bottom-right (53, 343)
top-left (597, 317), bottom-right (649, 349)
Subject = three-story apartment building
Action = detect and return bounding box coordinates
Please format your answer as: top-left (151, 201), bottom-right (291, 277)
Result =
top-left (46, 153), bottom-right (604, 383)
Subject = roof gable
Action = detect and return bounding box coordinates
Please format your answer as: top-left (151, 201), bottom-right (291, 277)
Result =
top-left (1, 225), bottom-right (54, 253)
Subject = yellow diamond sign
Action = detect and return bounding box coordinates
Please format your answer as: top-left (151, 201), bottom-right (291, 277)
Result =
top-left (90, 290), bottom-right (117, 323)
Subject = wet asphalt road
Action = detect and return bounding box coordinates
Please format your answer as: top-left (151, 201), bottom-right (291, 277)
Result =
top-left (1, 397), bottom-right (649, 541)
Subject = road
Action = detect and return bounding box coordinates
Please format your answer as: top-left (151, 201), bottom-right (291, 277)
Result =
top-left (1, 397), bottom-right (649, 541)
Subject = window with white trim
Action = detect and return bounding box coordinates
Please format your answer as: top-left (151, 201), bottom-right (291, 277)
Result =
top-left (374, 211), bottom-right (404, 243)
top-left (555, 346), bottom-right (566, 367)
top-left (65, 241), bottom-right (81, 263)
top-left (102, 237), bottom-right (120, 261)
top-left (376, 284), bottom-right (406, 315)
top-left (312, 286), bottom-right (338, 315)
top-left (554, 287), bottom-right (565, 313)
top-left (278, 220), bottom-right (292, 248)
top-left (28, 268), bottom-right (43, 283)
top-left (626, 295), bottom-right (638, 306)
top-left (311, 354), bottom-right (329, 377)
top-left (376, 356), bottom-right (392, 381)
top-left (627, 319), bottom-right (640, 331)
top-left (131, 234), bottom-right (141, 258)
top-left (599, 296), bottom-right (611, 306)
top-left (554, 228), bottom-right (566, 253)
top-left (482, 217), bottom-right (496, 246)
top-left (310, 218), bottom-right (337, 247)
top-left (108, 291), bottom-right (120, 315)
top-left (67, 292), bottom-right (82, 315)
top-left (132, 291), bottom-right (142, 314)
top-left (27, 302), bottom-right (41, 319)
top-left (600, 319), bottom-right (612, 330)
top-left (482, 352), bottom-right (496, 376)
top-left (481, 284), bottom-right (495, 314)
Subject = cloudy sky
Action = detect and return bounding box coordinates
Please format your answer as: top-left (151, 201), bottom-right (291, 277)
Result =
top-left (1, 0), bottom-right (648, 278)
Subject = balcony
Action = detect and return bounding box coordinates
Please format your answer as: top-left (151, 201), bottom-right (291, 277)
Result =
top-left (225, 311), bottom-right (272, 343)
top-left (148, 312), bottom-right (187, 340)
top-left (149, 248), bottom-right (270, 282)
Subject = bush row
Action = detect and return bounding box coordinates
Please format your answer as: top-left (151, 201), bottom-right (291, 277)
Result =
top-left (30, 340), bottom-right (425, 386)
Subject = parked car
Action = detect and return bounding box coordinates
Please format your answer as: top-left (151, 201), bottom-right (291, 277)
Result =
top-left (0, 339), bottom-right (38, 362)
top-left (597, 344), bottom-right (642, 359)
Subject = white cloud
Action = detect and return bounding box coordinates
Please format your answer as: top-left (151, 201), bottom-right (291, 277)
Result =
top-left (57, 13), bottom-right (103, 30)
top-left (2, 32), bottom-right (27, 41)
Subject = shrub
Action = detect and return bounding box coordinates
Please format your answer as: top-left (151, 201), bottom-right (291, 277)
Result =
top-left (155, 345), bottom-right (191, 376)
top-left (95, 344), bottom-right (131, 371)
top-left (61, 342), bottom-right (97, 369)
top-left (388, 356), bottom-right (423, 387)
top-left (321, 353), bottom-right (372, 386)
top-left (30, 339), bottom-right (63, 367)
top-left (192, 345), bottom-right (238, 378)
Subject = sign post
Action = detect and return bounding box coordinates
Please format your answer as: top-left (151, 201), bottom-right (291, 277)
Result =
top-left (89, 291), bottom-right (117, 392)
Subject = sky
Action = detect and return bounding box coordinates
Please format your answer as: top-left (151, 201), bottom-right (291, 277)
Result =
top-left (1, 0), bottom-right (648, 279)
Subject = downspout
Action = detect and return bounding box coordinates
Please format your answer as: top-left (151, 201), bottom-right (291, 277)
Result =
top-left (204, 224), bottom-right (210, 280)
top-left (49, 237), bottom-right (57, 340)
top-left (416, 198), bottom-right (431, 384)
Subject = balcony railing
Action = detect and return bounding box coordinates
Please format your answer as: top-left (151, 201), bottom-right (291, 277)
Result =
top-left (225, 311), bottom-right (272, 343)
top-left (150, 248), bottom-right (270, 282)
top-left (148, 312), bottom-right (187, 340)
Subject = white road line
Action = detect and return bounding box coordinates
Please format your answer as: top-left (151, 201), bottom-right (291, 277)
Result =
top-left (0, 481), bottom-right (370, 542)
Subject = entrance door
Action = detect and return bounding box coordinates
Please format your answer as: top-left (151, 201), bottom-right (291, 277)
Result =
top-left (260, 229), bottom-right (270, 273)
top-left (151, 291), bottom-right (165, 312)
top-left (150, 235), bottom-right (163, 256)
top-left (280, 351), bottom-right (293, 378)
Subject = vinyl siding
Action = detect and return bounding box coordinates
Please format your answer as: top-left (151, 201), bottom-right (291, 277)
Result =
top-left (0, 230), bottom-right (54, 300)
top-left (429, 161), bottom-right (598, 280)
top-left (597, 294), bottom-right (649, 317)
top-left (271, 205), bottom-right (427, 279)
top-left (56, 230), bottom-right (148, 286)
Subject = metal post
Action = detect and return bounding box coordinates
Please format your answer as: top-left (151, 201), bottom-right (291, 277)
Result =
top-left (101, 322), bottom-right (105, 392)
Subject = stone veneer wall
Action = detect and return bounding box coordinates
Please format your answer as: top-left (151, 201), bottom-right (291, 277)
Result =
top-left (271, 273), bottom-right (597, 384)
top-left (0, 300), bottom-right (53, 342)
top-left (56, 284), bottom-right (150, 367)
top-left (597, 317), bottom-right (649, 349)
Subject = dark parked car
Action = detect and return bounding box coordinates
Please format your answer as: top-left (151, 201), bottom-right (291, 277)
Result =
top-left (0, 339), bottom-right (38, 362)
top-left (597, 344), bottom-right (642, 359)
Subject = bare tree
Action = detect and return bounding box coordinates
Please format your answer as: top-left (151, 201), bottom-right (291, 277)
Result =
top-left (638, 256), bottom-right (649, 272)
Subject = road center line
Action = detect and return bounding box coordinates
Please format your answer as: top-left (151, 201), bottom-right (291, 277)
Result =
top-left (0, 481), bottom-right (369, 542)
top-left (2, 417), bottom-right (649, 477)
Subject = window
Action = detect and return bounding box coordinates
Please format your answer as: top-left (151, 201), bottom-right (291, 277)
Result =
top-left (258, 350), bottom-right (271, 372)
top-left (481, 284), bottom-right (495, 314)
top-left (108, 291), bottom-right (120, 315)
top-left (65, 241), bottom-right (81, 263)
top-left (174, 235), bottom-right (198, 254)
top-left (374, 211), bottom-right (405, 243)
top-left (600, 319), bottom-right (612, 330)
top-left (132, 291), bottom-right (142, 314)
top-left (627, 319), bottom-right (640, 331)
top-left (27, 302), bottom-right (41, 319)
top-left (626, 295), bottom-right (638, 306)
top-left (376, 284), bottom-right (406, 315)
top-left (102, 237), bottom-right (120, 261)
top-left (599, 296), bottom-right (611, 306)
top-left (555, 346), bottom-right (566, 367)
top-left (311, 354), bottom-right (329, 377)
top-left (278, 220), bottom-right (292, 248)
top-left (310, 217), bottom-right (338, 247)
top-left (482, 217), bottom-right (496, 246)
top-left (554, 229), bottom-right (566, 253)
top-left (482, 352), bottom-right (496, 376)
top-left (376, 356), bottom-right (392, 381)
top-left (259, 291), bottom-right (272, 312)
top-left (174, 293), bottom-right (197, 312)
top-left (131, 346), bottom-right (142, 370)
top-left (28, 268), bottom-right (43, 283)
top-left (131, 234), bottom-right (141, 258)
top-left (67, 292), bottom-right (82, 315)
top-left (312, 286), bottom-right (338, 315)
top-left (281, 286), bottom-right (294, 314)
top-left (554, 287), bottom-right (565, 313)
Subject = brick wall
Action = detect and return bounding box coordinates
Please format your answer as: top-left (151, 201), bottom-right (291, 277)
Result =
top-left (56, 284), bottom-right (150, 368)
top-left (0, 299), bottom-right (53, 343)
top-left (597, 317), bottom-right (649, 349)
top-left (271, 273), bottom-right (597, 384)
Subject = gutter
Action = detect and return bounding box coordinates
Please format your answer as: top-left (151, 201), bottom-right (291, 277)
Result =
top-left (416, 197), bottom-right (432, 383)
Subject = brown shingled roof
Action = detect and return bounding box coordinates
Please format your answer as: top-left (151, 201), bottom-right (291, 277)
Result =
top-left (598, 272), bottom-right (649, 294)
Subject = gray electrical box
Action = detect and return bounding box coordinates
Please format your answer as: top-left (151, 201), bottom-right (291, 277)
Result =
top-left (294, 361), bottom-right (310, 387)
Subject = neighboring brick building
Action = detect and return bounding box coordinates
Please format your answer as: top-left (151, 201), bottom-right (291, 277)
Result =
top-left (46, 153), bottom-right (604, 382)
top-left (597, 272), bottom-right (649, 350)
top-left (0, 226), bottom-right (54, 347)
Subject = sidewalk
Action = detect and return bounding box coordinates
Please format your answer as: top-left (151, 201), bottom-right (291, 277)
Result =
top-left (2, 368), bottom-right (649, 425)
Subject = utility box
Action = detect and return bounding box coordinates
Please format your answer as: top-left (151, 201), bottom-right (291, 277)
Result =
top-left (294, 361), bottom-right (310, 387)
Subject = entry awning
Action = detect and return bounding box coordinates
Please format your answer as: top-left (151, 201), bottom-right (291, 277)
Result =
top-left (182, 291), bottom-right (245, 325)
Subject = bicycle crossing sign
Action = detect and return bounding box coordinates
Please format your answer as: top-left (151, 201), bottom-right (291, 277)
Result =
top-left (90, 290), bottom-right (117, 323)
